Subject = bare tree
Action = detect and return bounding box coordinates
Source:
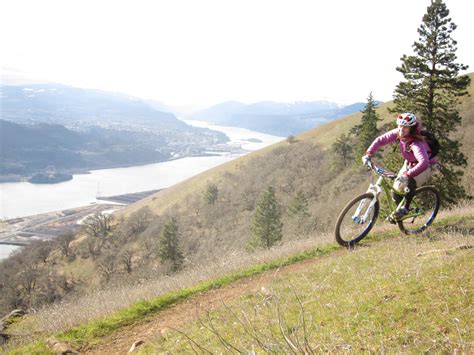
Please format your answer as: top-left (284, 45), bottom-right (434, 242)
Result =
top-left (121, 249), bottom-right (133, 273)
top-left (97, 253), bottom-right (116, 283)
top-left (56, 232), bottom-right (75, 257)
top-left (83, 212), bottom-right (113, 239)
top-left (82, 213), bottom-right (114, 257)
top-left (26, 239), bottom-right (55, 264)
top-left (16, 264), bottom-right (39, 299)
top-left (126, 207), bottom-right (155, 236)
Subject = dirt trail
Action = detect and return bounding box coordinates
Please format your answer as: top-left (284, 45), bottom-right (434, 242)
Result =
top-left (82, 211), bottom-right (474, 353)
top-left (84, 249), bottom-right (346, 354)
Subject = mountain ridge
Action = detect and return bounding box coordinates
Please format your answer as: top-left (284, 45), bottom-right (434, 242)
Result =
top-left (0, 84), bottom-right (229, 181)
top-left (0, 83), bottom-right (186, 128)
top-left (187, 100), bottom-right (376, 135)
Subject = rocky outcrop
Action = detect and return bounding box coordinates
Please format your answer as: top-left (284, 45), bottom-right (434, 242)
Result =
top-left (128, 340), bottom-right (145, 352)
top-left (0, 309), bottom-right (25, 345)
top-left (46, 338), bottom-right (79, 354)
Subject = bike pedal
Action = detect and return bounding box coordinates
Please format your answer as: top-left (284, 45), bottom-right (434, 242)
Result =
top-left (386, 215), bottom-right (396, 224)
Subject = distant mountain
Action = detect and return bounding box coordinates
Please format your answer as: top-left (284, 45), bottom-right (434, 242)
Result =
top-left (144, 99), bottom-right (181, 116)
top-left (0, 119), bottom-right (227, 181)
top-left (0, 84), bottom-right (188, 130)
top-left (0, 84), bottom-right (230, 181)
top-left (188, 100), bottom-right (379, 136)
top-left (189, 101), bottom-right (249, 122)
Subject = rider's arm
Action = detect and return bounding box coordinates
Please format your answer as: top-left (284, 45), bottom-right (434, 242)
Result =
top-left (366, 128), bottom-right (398, 156)
top-left (405, 142), bottom-right (430, 177)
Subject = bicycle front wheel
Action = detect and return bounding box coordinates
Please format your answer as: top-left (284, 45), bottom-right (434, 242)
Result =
top-left (335, 193), bottom-right (379, 247)
top-left (397, 185), bottom-right (440, 235)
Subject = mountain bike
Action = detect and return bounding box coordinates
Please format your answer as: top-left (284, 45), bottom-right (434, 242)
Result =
top-left (334, 160), bottom-right (440, 247)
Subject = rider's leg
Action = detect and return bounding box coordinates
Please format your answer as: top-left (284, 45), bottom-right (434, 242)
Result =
top-left (392, 161), bottom-right (408, 206)
top-left (395, 165), bottom-right (434, 211)
top-left (391, 191), bottom-right (402, 205)
top-left (403, 178), bottom-right (417, 209)
top-left (413, 165), bottom-right (434, 187)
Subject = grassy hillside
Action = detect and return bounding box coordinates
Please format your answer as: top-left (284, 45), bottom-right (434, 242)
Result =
top-left (149, 221), bottom-right (473, 353)
top-left (1, 73), bottom-right (472, 352)
top-left (121, 73), bottom-right (474, 237)
top-left (4, 204), bottom-right (473, 353)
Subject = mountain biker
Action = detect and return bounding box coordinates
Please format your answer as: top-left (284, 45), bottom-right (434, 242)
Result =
top-left (361, 112), bottom-right (438, 220)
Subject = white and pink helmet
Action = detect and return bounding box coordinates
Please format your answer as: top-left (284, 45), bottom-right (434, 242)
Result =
top-left (396, 112), bottom-right (417, 126)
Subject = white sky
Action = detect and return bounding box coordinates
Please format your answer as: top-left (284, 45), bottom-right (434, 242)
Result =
top-left (1, 0), bottom-right (473, 110)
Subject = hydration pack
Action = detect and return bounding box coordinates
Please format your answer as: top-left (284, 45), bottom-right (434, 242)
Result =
top-left (420, 130), bottom-right (440, 158)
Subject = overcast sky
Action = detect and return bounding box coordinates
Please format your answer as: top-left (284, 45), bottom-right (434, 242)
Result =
top-left (1, 0), bottom-right (473, 111)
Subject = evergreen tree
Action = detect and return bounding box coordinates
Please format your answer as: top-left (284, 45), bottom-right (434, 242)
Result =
top-left (158, 218), bottom-right (184, 272)
top-left (287, 135), bottom-right (298, 144)
top-left (392, 0), bottom-right (470, 204)
top-left (351, 92), bottom-right (381, 162)
top-left (252, 186), bottom-right (283, 249)
top-left (288, 191), bottom-right (311, 234)
top-left (332, 133), bottom-right (353, 167)
top-left (204, 182), bottom-right (219, 205)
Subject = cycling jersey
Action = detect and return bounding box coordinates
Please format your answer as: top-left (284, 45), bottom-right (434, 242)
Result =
top-left (366, 128), bottom-right (437, 178)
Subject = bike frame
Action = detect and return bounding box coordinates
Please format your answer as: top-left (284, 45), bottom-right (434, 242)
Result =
top-left (352, 162), bottom-right (425, 224)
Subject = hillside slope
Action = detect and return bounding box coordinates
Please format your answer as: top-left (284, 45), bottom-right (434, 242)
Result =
top-left (123, 72), bottom-right (474, 219)
top-left (5, 206), bottom-right (473, 353)
top-left (1, 73), bottom-right (472, 352)
top-left (0, 84), bottom-right (183, 128)
top-left (147, 219), bottom-right (473, 353)
top-left (0, 84), bottom-right (229, 180)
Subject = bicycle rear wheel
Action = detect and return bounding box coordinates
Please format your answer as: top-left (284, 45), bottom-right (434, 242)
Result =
top-left (397, 186), bottom-right (440, 235)
top-left (335, 193), bottom-right (379, 247)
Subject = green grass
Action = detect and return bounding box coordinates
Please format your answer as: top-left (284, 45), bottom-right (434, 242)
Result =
top-left (6, 212), bottom-right (473, 354)
top-left (147, 232), bottom-right (473, 353)
top-left (8, 243), bottom-right (340, 353)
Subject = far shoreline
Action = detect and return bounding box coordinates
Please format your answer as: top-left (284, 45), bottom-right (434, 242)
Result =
top-left (0, 151), bottom-right (227, 185)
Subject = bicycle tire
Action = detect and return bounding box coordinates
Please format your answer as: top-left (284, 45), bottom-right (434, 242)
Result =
top-left (335, 192), bottom-right (379, 247)
top-left (397, 185), bottom-right (440, 235)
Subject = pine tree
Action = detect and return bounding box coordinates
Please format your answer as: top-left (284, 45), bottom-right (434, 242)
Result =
top-left (204, 182), bottom-right (219, 205)
top-left (351, 92), bottom-right (381, 162)
top-left (158, 218), bottom-right (184, 272)
top-left (332, 133), bottom-right (353, 167)
top-left (288, 191), bottom-right (311, 235)
top-left (252, 186), bottom-right (283, 249)
top-left (392, 0), bottom-right (470, 204)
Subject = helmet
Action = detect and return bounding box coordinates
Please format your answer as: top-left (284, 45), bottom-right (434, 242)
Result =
top-left (396, 112), bottom-right (417, 126)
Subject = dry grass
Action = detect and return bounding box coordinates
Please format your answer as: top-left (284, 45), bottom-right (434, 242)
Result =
top-left (6, 231), bottom-right (334, 346)
top-left (4, 74), bottom-right (473, 352)
top-left (149, 225), bottom-right (473, 353)
top-left (6, 201), bottom-right (473, 350)
top-left (125, 72), bottom-right (474, 218)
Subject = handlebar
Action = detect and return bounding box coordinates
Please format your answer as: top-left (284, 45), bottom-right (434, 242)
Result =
top-left (366, 159), bottom-right (397, 179)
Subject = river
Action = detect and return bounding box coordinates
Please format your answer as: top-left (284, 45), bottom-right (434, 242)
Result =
top-left (0, 122), bottom-right (283, 258)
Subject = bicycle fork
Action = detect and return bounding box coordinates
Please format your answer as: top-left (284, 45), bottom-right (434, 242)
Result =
top-left (352, 177), bottom-right (382, 224)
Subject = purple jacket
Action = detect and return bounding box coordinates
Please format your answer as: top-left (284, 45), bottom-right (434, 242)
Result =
top-left (366, 128), bottom-right (436, 177)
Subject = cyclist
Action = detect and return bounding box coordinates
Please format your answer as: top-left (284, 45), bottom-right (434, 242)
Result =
top-left (362, 112), bottom-right (438, 219)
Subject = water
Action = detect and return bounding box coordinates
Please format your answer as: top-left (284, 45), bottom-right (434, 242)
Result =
top-left (0, 122), bottom-right (283, 258)
top-left (183, 120), bottom-right (283, 151)
top-left (0, 155), bottom-right (237, 220)
top-left (0, 244), bottom-right (20, 259)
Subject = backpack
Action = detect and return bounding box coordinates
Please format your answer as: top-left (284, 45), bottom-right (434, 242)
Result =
top-left (420, 130), bottom-right (440, 158)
